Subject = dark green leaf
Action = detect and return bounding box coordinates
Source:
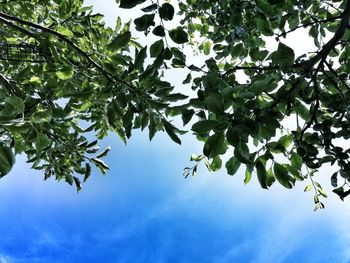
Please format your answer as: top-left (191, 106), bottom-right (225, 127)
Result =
top-left (273, 163), bottom-right (294, 189)
top-left (159, 3), bottom-right (175, 21)
top-left (234, 142), bottom-right (252, 164)
top-left (256, 160), bottom-right (268, 189)
top-left (108, 31), bottom-right (131, 50)
top-left (119, 0), bottom-right (146, 9)
top-left (161, 119), bottom-right (181, 144)
top-left (150, 39), bottom-right (164, 58)
top-left (203, 133), bottom-right (226, 158)
top-left (153, 25), bottom-right (165, 37)
top-left (0, 143), bottom-right (15, 177)
top-left (169, 27), bottom-right (188, 44)
top-left (192, 120), bottom-right (218, 134)
top-left (226, 156), bottom-right (241, 176)
top-left (134, 14), bottom-right (155, 31)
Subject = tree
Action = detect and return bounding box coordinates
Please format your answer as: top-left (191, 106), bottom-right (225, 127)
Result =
top-left (1, 0), bottom-right (350, 207)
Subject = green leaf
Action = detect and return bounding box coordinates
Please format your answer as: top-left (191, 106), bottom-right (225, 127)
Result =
top-left (153, 25), bottom-right (165, 37)
top-left (203, 133), bottom-right (226, 158)
top-left (96, 146), bottom-right (111, 158)
top-left (204, 91), bottom-right (223, 113)
top-left (169, 27), bottom-right (188, 44)
top-left (134, 14), bottom-right (155, 31)
top-left (141, 4), bottom-right (158, 12)
top-left (273, 163), bottom-right (294, 189)
top-left (56, 25), bottom-right (74, 37)
top-left (272, 42), bottom-right (295, 71)
top-left (181, 109), bottom-right (195, 126)
top-left (91, 157), bottom-right (109, 175)
top-left (256, 160), bottom-right (268, 189)
top-left (108, 31), bottom-right (131, 50)
top-left (190, 154), bottom-right (204, 162)
top-left (0, 143), bottom-right (15, 177)
top-left (119, 0), bottom-right (146, 8)
top-left (226, 157), bottom-right (241, 176)
top-left (56, 69), bottom-right (74, 80)
top-left (244, 164), bottom-right (253, 184)
top-left (234, 142), bottom-right (252, 164)
top-left (226, 127), bottom-right (240, 147)
top-left (162, 119), bottom-right (181, 145)
top-left (203, 41), bottom-right (211, 55)
top-left (134, 46), bottom-right (147, 70)
top-left (210, 156), bottom-right (222, 171)
top-left (159, 3), bottom-right (175, 21)
top-left (290, 152), bottom-right (302, 170)
top-left (31, 109), bottom-right (52, 123)
top-left (150, 39), bottom-right (164, 58)
top-left (5, 96), bottom-right (24, 113)
top-left (83, 163), bottom-right (92, 183)
top-left (36, 133), bottom-right (51, 154)
top-left (278, 134), bottom-right (293, 148)
top-left (73, 176), bottom-right (82, 192)
top-left (192, 120), bottom-right (218, 134)
top-left (304, 185), bottom-right (313, 192)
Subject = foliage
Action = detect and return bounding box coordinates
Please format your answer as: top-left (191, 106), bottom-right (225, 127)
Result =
top-left (1, 0), bottom-right (350, 207)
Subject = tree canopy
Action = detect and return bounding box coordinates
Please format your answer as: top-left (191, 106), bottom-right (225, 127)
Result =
top-left (1, 0), bottom-right (350, 208)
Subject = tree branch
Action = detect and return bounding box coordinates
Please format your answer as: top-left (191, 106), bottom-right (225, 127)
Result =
top-left (303, 0), bottom-right (350, 71)
top-left (0, 11), bottom-right (145, 96)
top-left (277, 15), bottom-right (342, 38)
top-left (0, 11), bottom-right (114, 82)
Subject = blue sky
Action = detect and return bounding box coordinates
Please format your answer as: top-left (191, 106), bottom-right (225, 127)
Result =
top-left (1, 1), bottom-right (350, 262)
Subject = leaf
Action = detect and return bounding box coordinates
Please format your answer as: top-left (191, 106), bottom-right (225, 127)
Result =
top-left (331, 172), bottom-right (338, 187)
top-left (96, 146), bottom-right (111, 158)
top-left (56, 25), bottom-right (74, 37)
top-left (203, 133), bottom-right (226, 158)
top-left (190, 154), bottom-right (204, 162)
top-left (169, 27), bottom-right (188, 44)
top-left (73, 176), bottom-right (82, 192)
top-left (210, 156), bottom-right (222, 171)
top-left (256, 160), bottom-right (268, 189)
top-left (191, 120), bottom-right (218, 134)
top-left (91, 158), bottom-right (109, 175)
top-left (273, 163), bottom-right (294, 189)
top-left (203, 41), bottom-right (211, 55)
top-left (134, 46), bottom-right (147, 70)
top-left (159, 3), bottom-right (175, 21)
top-left (278, 134), bottom-right (293, 148)
top-left (83, 163), bottom-right (91, 183)
top-left (5, 96), bottom-right (24, 113)
top-left (141, 4), bottom-right (158, 12)
top-left (226, 127), bottom-right (240, 147)
top-left (290, 152), bottom-right (302, 170)
top-left (134, 14), bottom-right (155, 31)
top-left (56, 69), bottom-right (74, 80)
top-left (36, 133), bottom-right (51, 154)
top-left (244, 164), bottom-right (253, 184)
top-left (226, 157), bottom-right (241, 176)
top-left (153, 25), bottom-right (165, 37)
top-left (161, 119), bottom-right (181, 145)
top-left (31, 109), bottom-right (52, 123)
top-left (119, 0), bottom-right (146, 8)
top-left (108, 31), bottom-right (131, 50)
top-left (304, 185), bottom-right (312, 192)
top-left (150, 39), bottom-right (164, 58)
top-left (204, 91), bottom-right (224, 113)
top-left (234, 142), bottom-right (252, 164)
top-left (0, 143), bottom-right (15, 177)
top-left (181, 109), bottom-right (195, 126)
top-left (272, 42), bottom-right (295, 71)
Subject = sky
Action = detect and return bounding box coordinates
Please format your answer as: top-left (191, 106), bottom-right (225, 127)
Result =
top-left (1, 1), bottom-right (350, 262)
